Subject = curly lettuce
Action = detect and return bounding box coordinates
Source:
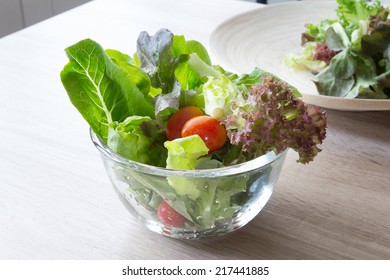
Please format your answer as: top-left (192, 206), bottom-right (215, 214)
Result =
top-left (222, 76), bottom-right (327, 164)
top-left (201, 75), bottom-right (245, 120)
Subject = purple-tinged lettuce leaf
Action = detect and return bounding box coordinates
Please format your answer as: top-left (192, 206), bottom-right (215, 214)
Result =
top-left (154, 80), bottom-right (182, 120)
top-left (222, 76), bottom-right (327, 164)
top-left (137, 28), bottom-right (186, 93)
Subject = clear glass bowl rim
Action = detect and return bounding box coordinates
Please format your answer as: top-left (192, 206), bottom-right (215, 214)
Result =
top-left (90, 128), bottom-right (287, 178)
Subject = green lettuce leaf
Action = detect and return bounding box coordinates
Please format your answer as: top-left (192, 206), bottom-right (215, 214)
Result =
top-left (105, 49), bottom-right (151, 96)
top-left (325, 22), bottom-right (351, 51)
top-left (164, 135), bottom-right (209, 200)
top-left (60, 39), bottom-right (154, 142)
top-left (175, 53), bottom-right (220, 91)
top-left (236, 67), bottom-right (301, 97)
top-left (201, 74), bottom-right (244, 120)
top-left (165, 135), bottom-right (209, 171)
top-left (164, 135), bottom-right (247, 227)
top-left (315, 48), bottom-right (377, 98)
top-left (304, 19), bottom-right (337, 43)
top-left (283, 43), bottom-right (328, 74)
top-left (171, 35), bottom-right (212, 90)
top-left (361, 21), bottom-right (390, 58)
top-left (172, 35), bottom-right (212, 66)
top-left (287, 0), bottom-right (390, 100)
top-left (194, 175), bottom-right (246, 227)
top-left (336, 0), bottom-right (383, 36)
top-left (108, 116), bottom-right (166, 167)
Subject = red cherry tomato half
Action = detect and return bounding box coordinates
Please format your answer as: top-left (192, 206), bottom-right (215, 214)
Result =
top-left (181, 116), bottom-right (227, 152)
top-left (166, 106), bottom-right (204, 140)
top-left (157, 200), bottom-right (186, 227)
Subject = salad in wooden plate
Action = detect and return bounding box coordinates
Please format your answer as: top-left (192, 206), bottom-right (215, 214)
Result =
top-left (210, 0), bottom-right (390, 111)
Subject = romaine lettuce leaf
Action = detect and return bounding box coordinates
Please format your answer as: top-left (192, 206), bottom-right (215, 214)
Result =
top-left (105, 49), bottom-right (151, 96)
top-left (60, 39), bottom-right (155, 142)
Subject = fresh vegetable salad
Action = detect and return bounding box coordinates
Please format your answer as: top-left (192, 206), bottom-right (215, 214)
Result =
top-left (61, 28), bottom-right (326, 229)
top-left (284, 0), bottom-right (390, 99)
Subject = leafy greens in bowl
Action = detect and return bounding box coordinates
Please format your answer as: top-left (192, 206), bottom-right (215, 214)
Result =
top-left (60, 28), bottom-right (326, 238)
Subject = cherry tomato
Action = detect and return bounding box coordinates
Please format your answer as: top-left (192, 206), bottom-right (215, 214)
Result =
top-left (181, 116), bottom-right (227, 152)
top-left (157, 200), bottom-right (186, 227)
top-left (166, 106), bottom-right (204, 140)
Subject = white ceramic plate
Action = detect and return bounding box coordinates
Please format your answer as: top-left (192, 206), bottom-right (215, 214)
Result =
top-left (209, 1), bottom-right (390, 111)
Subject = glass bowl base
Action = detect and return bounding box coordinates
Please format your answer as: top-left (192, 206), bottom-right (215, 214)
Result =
top-left (144, 185), bottom-right (273, 240)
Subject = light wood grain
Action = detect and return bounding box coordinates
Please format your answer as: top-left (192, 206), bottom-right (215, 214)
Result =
top-left (0, 0), bottom-right (389, 260)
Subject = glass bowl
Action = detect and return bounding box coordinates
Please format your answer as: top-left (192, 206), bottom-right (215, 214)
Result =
top-left (91, 129), bottom-right (287, 239)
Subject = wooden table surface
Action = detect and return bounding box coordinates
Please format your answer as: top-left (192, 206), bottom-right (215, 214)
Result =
top-left (0, 0), bottom-right (389, 260)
